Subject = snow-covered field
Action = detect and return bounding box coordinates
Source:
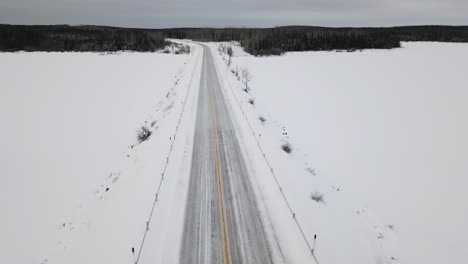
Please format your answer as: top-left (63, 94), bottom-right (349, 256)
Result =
top-left (0, 49), bottom-right (201, 263)
top-left (2, 41), bottom-right (467, 264)
top-left (213, 42), bottom-right (468, 264)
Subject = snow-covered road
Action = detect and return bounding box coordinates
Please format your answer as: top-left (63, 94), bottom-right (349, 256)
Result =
top-left (179, 43), bottom-right (277, 264)
top-left (2, 42), bottom-right (308, 264)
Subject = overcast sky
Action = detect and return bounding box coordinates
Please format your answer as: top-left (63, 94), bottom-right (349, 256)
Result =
top-left (1, 0), bottom-right (467, 28)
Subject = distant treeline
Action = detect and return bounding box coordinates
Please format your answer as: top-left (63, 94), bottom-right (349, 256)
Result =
top-left (164, 26), bottom-right (468, 55)
top-left (164, 27), bottom-right (400, 55)
top-left (0, 25), bottom-right (166, 52)
top-left (1, 25), bottom-right (468, 55)
top-left (391, 26), bottom-right (468, 42)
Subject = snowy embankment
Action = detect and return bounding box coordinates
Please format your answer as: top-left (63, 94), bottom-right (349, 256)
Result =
top-left (210, 42), bottom-right (468, 264)
top-left (0, 46), bottom-right (201, 264)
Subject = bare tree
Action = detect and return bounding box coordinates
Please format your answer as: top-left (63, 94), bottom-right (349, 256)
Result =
top-left (227, 46), bottom-right (233, 57)
top-left (241, 67), bottom-right (252, 92)
top-left (227, 46), bottom-right (233, 65)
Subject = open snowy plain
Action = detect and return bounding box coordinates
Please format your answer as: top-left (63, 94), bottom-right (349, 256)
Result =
top-left (0, 47), bottom-right (201, 263)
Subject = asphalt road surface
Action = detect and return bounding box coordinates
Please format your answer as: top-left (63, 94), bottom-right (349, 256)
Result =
top-left (179, 44), bottom-right (274, 264)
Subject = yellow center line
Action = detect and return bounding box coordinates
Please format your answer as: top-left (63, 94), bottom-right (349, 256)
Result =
top-left (207, 52), bottom-right (232, 264)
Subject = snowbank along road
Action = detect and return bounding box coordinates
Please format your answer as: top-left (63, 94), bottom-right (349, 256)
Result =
top-left (179, 44), bottom-right (274, 264)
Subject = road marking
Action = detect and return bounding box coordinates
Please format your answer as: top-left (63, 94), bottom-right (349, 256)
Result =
top-left (206, 49), bottom-right (233, 264)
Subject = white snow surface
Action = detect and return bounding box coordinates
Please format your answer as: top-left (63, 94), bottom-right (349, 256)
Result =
top-left (0, 49), bottom-right (201, 263)
top-left (210, 41), bottom-right (468, 264)
top-left (2, 41), bottom-right (467, 264)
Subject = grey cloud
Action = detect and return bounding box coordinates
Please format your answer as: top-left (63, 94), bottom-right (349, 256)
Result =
top-left (0, 0), bottom-right (467, 27)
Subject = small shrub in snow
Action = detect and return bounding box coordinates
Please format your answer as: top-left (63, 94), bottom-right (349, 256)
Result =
top-left (137, 125), bottom-right (152, 143)
top-left (163, 41), bottom-right (190, 54)
top-left (259, 116), bottom-right (266, 124)
top-left (248, 98), bottom-right (255, 106)
top-left (375, 256), bottom-right (397, 264)
top-left (310, 191), bottom-right (325, 203)
top-left (306, 167), bottom-right (316, 176)
top-left (231, 68), bottom-right (240, 78)
top-left (281, 143), bottom-right (292, 154)
top-left (233, 67), bottom-right (240, 78)
top-left (375, 257), bottom-right (388, 264)
top-left (179, 44), bottom-right (190, 54)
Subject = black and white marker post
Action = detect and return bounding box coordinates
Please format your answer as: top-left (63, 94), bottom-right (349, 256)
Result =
top-left (132, 247), bottom-right (136, 264)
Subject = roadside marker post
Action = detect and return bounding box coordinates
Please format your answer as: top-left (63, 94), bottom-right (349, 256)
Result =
top-left (312, 234), bottom-right (317, 254)
top-left (131, 247), bottom-right (136, 264)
